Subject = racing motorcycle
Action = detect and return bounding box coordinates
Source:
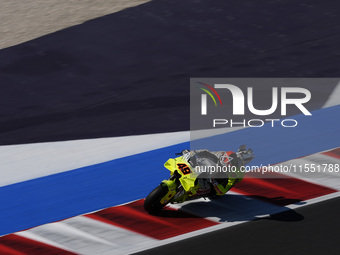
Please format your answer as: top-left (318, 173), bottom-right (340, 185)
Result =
top-left (143, 154), bottom-right (200, 214)
top-left (143, 146), bottom-right (254, 214)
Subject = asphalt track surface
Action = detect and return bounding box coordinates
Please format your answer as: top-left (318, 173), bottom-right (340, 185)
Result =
top-left (1, 0), bottom-right (340, 145)
top-left (135, 197), bottom-right (340, 255)
top-left (1, 0), bottom-right (340, 254)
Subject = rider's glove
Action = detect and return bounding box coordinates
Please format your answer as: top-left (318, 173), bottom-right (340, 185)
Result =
top-left (182, 149), bottom-right (190, 155)
top-left (175, 149), bottom-right (190, 156)
top-left (237, 145), bottom-right (254, 165)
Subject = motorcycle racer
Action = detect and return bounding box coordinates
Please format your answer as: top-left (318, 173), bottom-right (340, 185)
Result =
top-left (144, 145), bottom-right (254, 213)
top-left (179, 145), bottom-right (254, 198)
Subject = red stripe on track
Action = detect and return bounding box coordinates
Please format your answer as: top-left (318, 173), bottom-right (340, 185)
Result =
top-left (0, 235), bottom-right (76, 255)
top-left (322, 147), bottom-right (340, 159)
top-left (0, 243), bottom-right (25, 255)
top-left (86, 199), bottom-right (218, 240)
top-left (233, 172), bottom-right (337, 206)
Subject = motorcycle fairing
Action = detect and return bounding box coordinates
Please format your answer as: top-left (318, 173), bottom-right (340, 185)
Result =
top-left (164, 157), bottom-right (198, 194)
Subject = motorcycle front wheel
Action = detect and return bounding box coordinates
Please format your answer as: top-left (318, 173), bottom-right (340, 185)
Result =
top-left (144, 184), bottom-right (169, 214)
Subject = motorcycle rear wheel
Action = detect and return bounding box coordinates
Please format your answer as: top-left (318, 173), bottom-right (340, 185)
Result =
top-left (144, 184), bottom-right (169, 214)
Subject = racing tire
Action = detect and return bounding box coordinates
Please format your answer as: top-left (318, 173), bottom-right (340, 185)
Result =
top-left (144, 184), bottom-right (169, 214)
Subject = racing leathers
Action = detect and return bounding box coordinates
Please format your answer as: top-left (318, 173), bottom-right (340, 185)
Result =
top-left (181, 145), bottom-right (254, 198)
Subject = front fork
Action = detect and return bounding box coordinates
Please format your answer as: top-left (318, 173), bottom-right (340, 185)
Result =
top-left (159, 173), bottom-right (186, 205)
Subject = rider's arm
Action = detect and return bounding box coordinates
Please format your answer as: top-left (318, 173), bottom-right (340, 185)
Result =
top-left (212, 167), bottom-right (245, 196)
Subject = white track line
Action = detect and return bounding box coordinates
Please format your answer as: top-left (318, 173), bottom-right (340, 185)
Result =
top-left (18, 216), bottom-right (156, 255)
top-left (0, 126), bottom-right (245, 188)
top-left (0, 131), bottom-right (189, 187)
